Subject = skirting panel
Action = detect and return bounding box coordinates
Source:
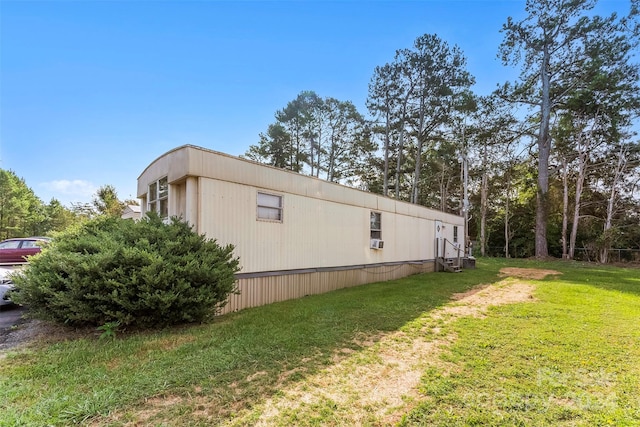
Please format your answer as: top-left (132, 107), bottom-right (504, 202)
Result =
top-left (219, 261), bottom-right (435, 314)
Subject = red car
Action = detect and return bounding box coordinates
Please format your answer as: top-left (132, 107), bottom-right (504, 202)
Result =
top-left (0, 237), bottom-right (50, 264)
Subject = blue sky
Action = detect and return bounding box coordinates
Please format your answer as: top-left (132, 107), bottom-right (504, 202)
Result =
top-left (0, 0), bottom-right (631, 206)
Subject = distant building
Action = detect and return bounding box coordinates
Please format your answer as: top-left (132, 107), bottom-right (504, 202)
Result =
top-left (121, 204), bottom-right (141, 220)
top-left (138, 145), bottom-right (466, 313)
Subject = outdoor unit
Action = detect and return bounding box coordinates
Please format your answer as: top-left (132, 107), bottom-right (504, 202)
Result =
top-left (370, 239), bottom-right (384, 249)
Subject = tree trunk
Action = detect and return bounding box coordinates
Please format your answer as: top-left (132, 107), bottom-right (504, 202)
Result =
top-left (412, 104), bottom-right (426, 204)
top-left (561, 159), bottom-right (569, 259)
top-left (383, 109), bottom-right (390, 196)
top-left (462, 145), bottom-right (469, 256)
top-left (316, 124), bottom-right (322, 178)
top-left (600, 145), bottom-right (627, 263)
top-left (310, 134), bottom-right (315, 177)
top-left (439, 168), bottom-right (448, 212)
top-left (395, 96), bottom-right (411, 200)
top-left (504, 171), bottom-right (511, 258)
top-left (412, 143), bottom-right (422, 204)
top-left (569, 113), bottom-right (599, 260)
top-left (569, 151), bottom-right (587, 260)
top-left (327, 129), bottom-right (337, 182)
top-left (480, 171), bottom-right (488, 257)
top-left (395, 119), bottom-right (405, 199)
top-left (535, 45), bottom-right (552, 258)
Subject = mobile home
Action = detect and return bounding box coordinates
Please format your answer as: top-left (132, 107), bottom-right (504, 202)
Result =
top-left (138, 145), bottom-right (466, 313)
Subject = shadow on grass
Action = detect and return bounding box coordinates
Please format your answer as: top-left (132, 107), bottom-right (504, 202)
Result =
top-left (1, 262), bottom-right (511, 425)
top-left (139, 263), bottom-right (509, 422)
top-left (23, 257), bottom-right (640, 424)
top-left (37, 256), bottom-right (639, 426)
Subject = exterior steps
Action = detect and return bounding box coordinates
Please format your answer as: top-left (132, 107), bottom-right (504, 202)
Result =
top-left (437, 257), bottom-right (462, 273)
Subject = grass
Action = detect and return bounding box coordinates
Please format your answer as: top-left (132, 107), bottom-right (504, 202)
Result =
top-left (400, 260), bottom-right (640, 426)
top-left (1, 258), bottom-right (639, 426)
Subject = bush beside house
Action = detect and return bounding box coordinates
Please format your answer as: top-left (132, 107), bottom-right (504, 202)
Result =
top-left (11, 213), bottom-right (240, 328)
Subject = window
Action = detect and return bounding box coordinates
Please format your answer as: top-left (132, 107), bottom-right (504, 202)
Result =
top-left (0, 240), bottom-right (20, 249)
top-left (148, 177), bottom-right (169, 218)
top-left (453, 226), bottom-right (459, 243)
top-left (257, 192), bottom-right (282, 221)
top-left (370, 212), bottom-right (381, 239)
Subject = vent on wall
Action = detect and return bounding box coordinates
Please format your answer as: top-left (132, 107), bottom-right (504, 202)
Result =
top-left (370, 239), bottom-right (384, 250)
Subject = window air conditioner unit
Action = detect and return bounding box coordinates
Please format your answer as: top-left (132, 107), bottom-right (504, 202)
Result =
top-left (370, 239), bottom-right (384, 249)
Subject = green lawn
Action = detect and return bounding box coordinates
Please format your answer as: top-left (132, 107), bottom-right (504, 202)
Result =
top-left (1, 259), bottom-right (638, 426)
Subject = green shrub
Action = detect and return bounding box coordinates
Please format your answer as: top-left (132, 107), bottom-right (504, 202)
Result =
top-left (12, 213), bottom-right (240, 328)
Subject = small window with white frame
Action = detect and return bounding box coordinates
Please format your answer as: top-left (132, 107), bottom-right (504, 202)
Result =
top-left (370, 211), bottom-right (381, 239)
top-left (148, 177), bottom-right (169, 219)
top-left (257, 192), bottom-right (283, 222)
top-left (453, 225), bottom-right (459, 243)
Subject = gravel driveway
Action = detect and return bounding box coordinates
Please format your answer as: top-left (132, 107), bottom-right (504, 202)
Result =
top-left (0, 306), bottom-right (32, 351)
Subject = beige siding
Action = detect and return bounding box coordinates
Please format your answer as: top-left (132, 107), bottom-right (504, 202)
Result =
top-left (196, 177), bottom-right (445, 273)
top-left (137, 145), bottom-right (464, 272)
top-left (169, 182), bottom-right (186, 219)
top-left (139, 146), bottom-right (461, 221)
top-left (219, 261), bottom-right (434, 314)
top-left (198, 178), bottom-right (373, 272)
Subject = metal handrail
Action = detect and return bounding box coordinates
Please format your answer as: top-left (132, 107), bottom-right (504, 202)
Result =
top-left (442, 238), bottom-right (464, 268)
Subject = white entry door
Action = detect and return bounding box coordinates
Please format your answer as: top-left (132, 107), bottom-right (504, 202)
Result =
top-left (435, 220), bottom-right (443, 258)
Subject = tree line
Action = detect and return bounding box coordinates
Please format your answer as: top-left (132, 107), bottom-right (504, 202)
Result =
top-left (245, 0), bottom-right (640, 262)
top-left (0, 168), bottom-right (134, 240)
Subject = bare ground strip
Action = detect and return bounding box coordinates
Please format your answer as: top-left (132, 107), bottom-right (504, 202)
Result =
top-left (214, 268), bottom-right (558, 426)
top-left (87, 268), bottom-right (560, 425)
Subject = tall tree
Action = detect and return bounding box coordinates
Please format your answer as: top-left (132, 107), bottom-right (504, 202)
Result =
top-left (389, 49), bottom-right (416, 200)
top-left (366, 34), bottom-right (474, 204)
top-left (597, 141), bottom-right (640, 262)
top-left (275, 91), bottom-right (322, 173)
top-left (245, 123), bottom-right (292, 169)
top-left (499, 0), bottom-right (638, 258)
top-left (322, 98), bottom-right (373, 183)
top-left (45, 198), bottom-right (77, 232)
top-left (0, 169), bottom-right (45, 239)
top-left (0, 169), bottom-right (79, 238)
top-left (93, 185), bottom-right (125, 217)
top-left (408, 35), bottom-right (475, 204)
top-left (467, 94), bottom-right (520, 257)
top-left (247, 91), bottom-right (375, 187)
top-left (367, 63), bottom-right (400, 196)
top-left (553, 1), bottom-right (640, 259)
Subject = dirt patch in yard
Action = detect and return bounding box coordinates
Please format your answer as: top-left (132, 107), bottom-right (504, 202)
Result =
top-left (499, 267), bottom-right (562, 280)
